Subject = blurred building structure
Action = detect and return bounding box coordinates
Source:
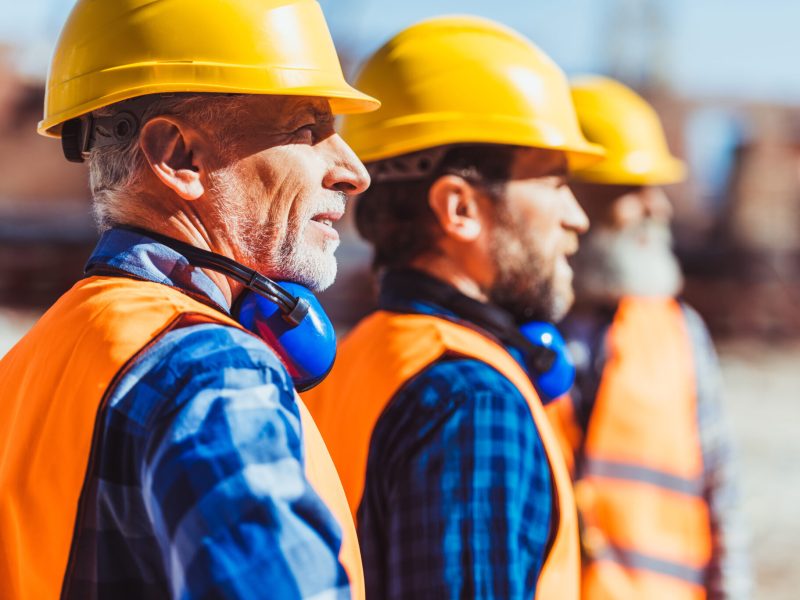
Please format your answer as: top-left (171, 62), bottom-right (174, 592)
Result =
top-left (0, 46), bottom-right (94, 308)
top-left (642, 90), bottom-right (800, 339)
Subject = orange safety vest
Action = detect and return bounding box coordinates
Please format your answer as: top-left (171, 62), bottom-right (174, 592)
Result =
top-left (0, 275), bottom-right (364, 600)
top-left (304, 310), bottom-right (580, 599)
top-left (546, 297), bottom-right (712, 600)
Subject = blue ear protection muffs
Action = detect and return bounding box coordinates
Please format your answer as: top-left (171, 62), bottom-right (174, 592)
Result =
top-left (236, 282), bottom-right (336, 391)
top-left (123, 227), bottom-right (336, 392)
top-left (382, 270), bottom-right (575, 402)
top-left (518, 321), bottom-right (576, 402)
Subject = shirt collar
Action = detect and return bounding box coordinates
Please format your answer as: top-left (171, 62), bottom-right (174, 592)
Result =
top-left (378, 268), bottom-right (520, 335)
top-left (84, 227), bottom-right (230, 313)
top-left (378, 268), bottom-right (540, 390)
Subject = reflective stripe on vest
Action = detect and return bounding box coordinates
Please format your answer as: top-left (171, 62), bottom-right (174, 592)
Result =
top-left (303, 310), bottom-right (580, 599)
top-left (0, 276), bottom-right (364, 600)
top-left (566, 298), bottom-right (712, 600)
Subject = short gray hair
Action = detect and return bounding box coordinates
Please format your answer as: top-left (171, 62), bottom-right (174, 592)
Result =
top-left (87, 93), bottom-right (250, 231)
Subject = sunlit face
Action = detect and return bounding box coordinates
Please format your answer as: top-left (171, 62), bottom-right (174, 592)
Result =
top-left (206, 96), bottom-right (369, 292)
top-left (569, 183), bottom-right (683, 302)
top-left (488, 148), bottom-right (589, 322)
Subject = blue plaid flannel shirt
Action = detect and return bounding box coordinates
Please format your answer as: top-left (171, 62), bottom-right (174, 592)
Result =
top-left (63, 228), bottom-right (350, 599)
top-left (357, 272), bottom-right (554, 600)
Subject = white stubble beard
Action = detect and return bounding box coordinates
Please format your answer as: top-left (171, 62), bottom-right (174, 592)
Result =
top-left (271, 191), bottom-right (346, 292)
top-left (209, 168), bottom-right (343, 292)
top-left (281, 231), bottom-right (340, 292)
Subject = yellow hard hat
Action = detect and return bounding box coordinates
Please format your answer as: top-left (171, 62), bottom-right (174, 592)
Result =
top-left (340, 16), bottom-right (604, 169)
top-left (38, 0), bottom-right (379, 137)
top-left (570, 76), bottom-right (686, 185)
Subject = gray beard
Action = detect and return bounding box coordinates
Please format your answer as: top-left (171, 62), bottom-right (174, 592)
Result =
top-left (571, 221), bottom-right (684, 305)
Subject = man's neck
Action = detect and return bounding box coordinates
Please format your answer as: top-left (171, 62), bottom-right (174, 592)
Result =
top-left (132, 214), bottom-right (242, 308)
top-left (408, 254), bottom-right (489, 304)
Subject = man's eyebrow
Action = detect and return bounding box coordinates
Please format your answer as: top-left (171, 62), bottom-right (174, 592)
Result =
top-left (283, 103), bottom-right (332, 129)
top-left (312, 105), bottom-right (334, 124)
top-left (282, 104), bottom-right (317, 128)
top-left (541, 158), bottom-right (569, 178)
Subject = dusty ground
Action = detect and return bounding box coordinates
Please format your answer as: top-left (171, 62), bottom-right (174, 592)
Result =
top-left (717, 340), bottom-right (800, 600)
top-left (0, 311), bottom-right (796, 598)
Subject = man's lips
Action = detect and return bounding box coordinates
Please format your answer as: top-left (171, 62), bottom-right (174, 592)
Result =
top-left (310, 210), bottom-right (344, 242)
top-left (563, 239), bottom-right (579, 258)
top-left (310, 211), bottom-right (344, 227)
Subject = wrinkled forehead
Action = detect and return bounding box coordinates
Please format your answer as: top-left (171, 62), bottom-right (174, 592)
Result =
top-left (234, 95), bottom-right (333, 128)
top-left (509, 147), bottom-right (569, 180)
top-left (570, 181), bottom-right (659, 224)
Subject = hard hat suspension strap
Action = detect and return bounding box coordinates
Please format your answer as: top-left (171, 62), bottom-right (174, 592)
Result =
top-left (61, 96), bottom-right (159, 163)
top-left (367, 147), bottom-right (448, 183)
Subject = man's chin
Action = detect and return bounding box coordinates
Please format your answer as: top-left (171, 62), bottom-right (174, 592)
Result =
top-left (548, 288), bottom-right (574, 323)
top-left (310, 265), bottom-right (337, 293)
top-left (573, 251), bottom-right (683, 303)
top-left (278, 253), bottom-right (338, 293)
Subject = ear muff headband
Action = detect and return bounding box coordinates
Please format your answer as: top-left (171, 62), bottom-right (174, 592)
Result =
top-left (122, 226), bottom-right (309, 326)
top-left (117, 226), bottom-right (334, 392)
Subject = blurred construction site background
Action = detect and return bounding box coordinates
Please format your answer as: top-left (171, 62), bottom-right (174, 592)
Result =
top-left (0, 1), bottom-right (798, 597)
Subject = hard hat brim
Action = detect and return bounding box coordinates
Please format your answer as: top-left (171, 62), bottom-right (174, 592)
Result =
top-left (571, 155), bottom-right (687, 186)
top-left (39, 0), bottom-right (381, 138)
top-left (344, 113), bottom-right (606, 170)
top-left (38, 72), bottom-right (380, 137)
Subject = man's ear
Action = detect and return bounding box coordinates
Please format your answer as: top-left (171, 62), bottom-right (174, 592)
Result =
top-left (428, 175), bottom-right (483, 242)
top-left (139, 116), bottom-right (205, 201)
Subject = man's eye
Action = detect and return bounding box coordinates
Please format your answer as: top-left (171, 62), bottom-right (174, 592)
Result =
top-left (292, 123), bottom-right (317, 142)
top-left (295, 123), bottom-right (314, 133)
top-left (543, 175), bottom-right (569, 188)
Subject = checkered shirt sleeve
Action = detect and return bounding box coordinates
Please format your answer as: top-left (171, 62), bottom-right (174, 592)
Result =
top-left (65, 323), bottom-right (351, 600)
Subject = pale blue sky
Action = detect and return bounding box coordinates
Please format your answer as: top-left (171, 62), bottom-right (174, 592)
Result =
top-left (2, 0), bottom-right (799, 103)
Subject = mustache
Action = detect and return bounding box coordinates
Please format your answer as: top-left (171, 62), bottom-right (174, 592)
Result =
top-left (306, 191), bottom-right (346, 220)
top-left (623, 219), bottom-right (673, 245)
top-left (563, 233), bottom-right (580, 256)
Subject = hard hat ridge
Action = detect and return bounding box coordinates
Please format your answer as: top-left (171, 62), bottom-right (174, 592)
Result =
top-left (569, 75), bottom-right (686, 185)
top-left (39, 0), bottom-right (379, 138)
top-left (340, 15), bottom-right (605, 169)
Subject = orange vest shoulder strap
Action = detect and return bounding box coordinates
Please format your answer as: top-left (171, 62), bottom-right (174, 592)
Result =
top-left (306, 310), bottom-right (579, 600)
top-left (575, 298), bottom-right (711, 599)
top-left (0, 276), bottom-right (363, 600)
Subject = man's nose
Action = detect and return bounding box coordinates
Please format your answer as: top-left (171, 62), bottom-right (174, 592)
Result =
top-left (321, 134), bottom-right (371, 195)
top-left (641, 186), bottom-right (673, 222)
top-left (563, 186), bottom-right (590, 234)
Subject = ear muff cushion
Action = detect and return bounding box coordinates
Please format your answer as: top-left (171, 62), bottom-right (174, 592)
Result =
top-left (519, 321), bottom-right (576, 402)
top-left (236, 282), bottom-right (336, 392)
